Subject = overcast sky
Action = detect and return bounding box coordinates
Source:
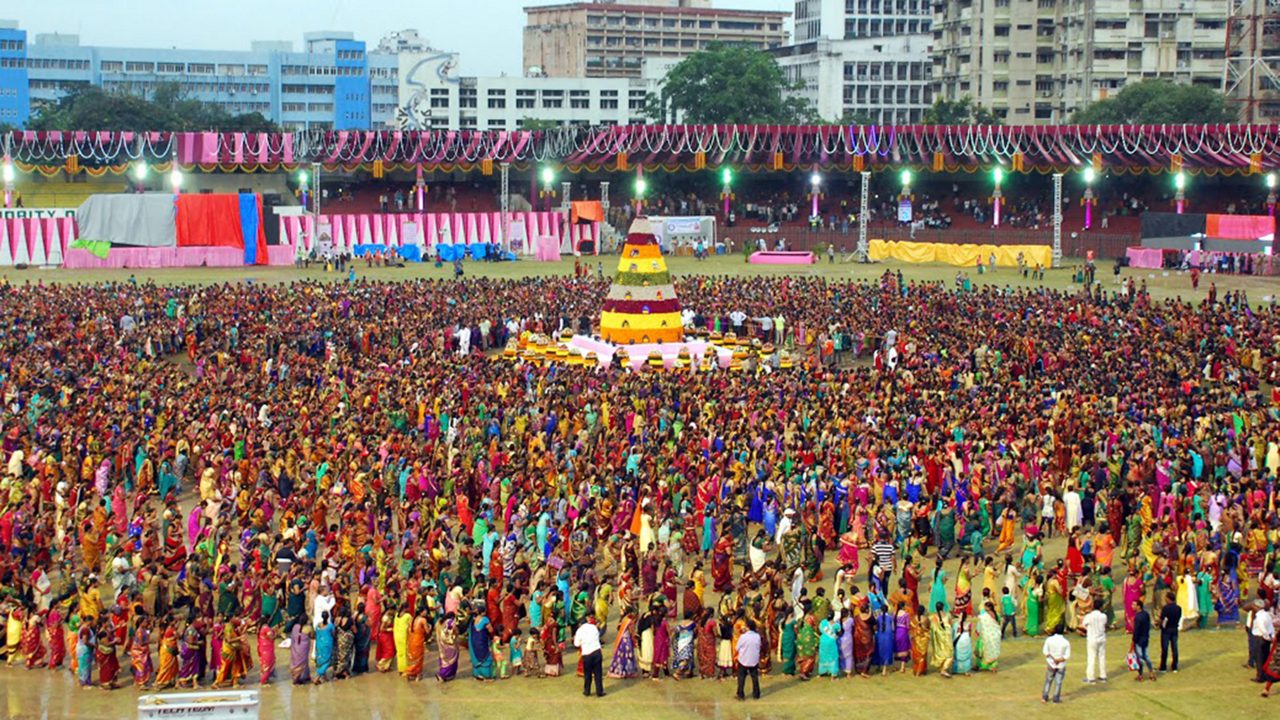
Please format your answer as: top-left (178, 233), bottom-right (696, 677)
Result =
top-left (5, 0), bottom-right (793, 76)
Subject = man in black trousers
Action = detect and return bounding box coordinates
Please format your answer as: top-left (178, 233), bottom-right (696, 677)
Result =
top-left (735, 618), bottom-right (762, 700)
top-left (1158, 592), bottom-right (1182, 673)
top-left (574, 613), bottom-right (605, 697)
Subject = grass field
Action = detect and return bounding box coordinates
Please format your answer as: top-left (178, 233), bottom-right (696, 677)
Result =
top-left (2, 254), bottom-right (1276, 307)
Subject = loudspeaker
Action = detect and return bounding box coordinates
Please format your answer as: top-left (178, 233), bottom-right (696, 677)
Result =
top-left (262, 193), bottom-right (283, 246)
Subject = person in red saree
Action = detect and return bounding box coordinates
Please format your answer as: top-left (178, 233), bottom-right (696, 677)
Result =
top-left (696, 608), bottom-right (718, 678)
top-left (818, 499), bottom-right (836, 551)
top-left (540, 618), bottom-right (562, 676)
top-left (129, 619), bottom-right (154, 687)
top-left (21, 610), bottom-right (46, 668)
top-left (96, 621), bottom-right (121, 689)
top-left (45, 606), bottom-right (65, 669)
top-left (257, 622), bottom-right (276, 685)
top-left (711, 534), bottom-right (734, 593)
top-left (375, 610), bottom-right (396, 672)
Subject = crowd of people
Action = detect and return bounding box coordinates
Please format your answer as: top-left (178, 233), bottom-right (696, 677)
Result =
top-left (0, 269), bottom-right (1276, 704)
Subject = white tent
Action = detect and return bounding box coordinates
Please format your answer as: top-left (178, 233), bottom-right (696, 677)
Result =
top-left (12, 222), bottom-right (29, 266)
top-left (30, 220), bottom-right (47, 266)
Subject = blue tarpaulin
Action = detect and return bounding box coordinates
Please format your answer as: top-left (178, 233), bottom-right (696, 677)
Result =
top-left (238, 193), bottom-right (260, 265)
top-left (353, 244), bottom-right (424, 262)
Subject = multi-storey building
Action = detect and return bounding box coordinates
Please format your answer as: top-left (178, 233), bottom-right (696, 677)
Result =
top-left (523, 0), bottom-right (789, 78)
top-left (0, 23), bottom-right (414, 130)
top-left (775, 0), bottom-right (934, 122)
top-left (393, 51), bottom-right (669, 130)
top-left (0, 21), bottom-right (29, 128)
top-left (932, 0), bottom-right (1234, 124)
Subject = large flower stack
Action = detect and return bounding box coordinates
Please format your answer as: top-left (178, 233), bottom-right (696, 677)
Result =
top-left (599, 217), bottom-right (683, 345)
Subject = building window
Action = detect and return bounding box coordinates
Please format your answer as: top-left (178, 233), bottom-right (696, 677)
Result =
top-left (101, 61), bottom-right (124, 73)
top-left (600, 99), bottom-right (618, 109)
top-left (488, 97), bottom-right (506, 109)
top-left (188, 63), bottom-right (214, 74)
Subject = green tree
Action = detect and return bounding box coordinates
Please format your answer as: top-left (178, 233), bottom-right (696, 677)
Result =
top-left (645, 43), bottom-right (819, 124)
top-left (922, 96), bottom-right (1002, 125)
top-left (29, 82), bottom-right (281, 132)
top-left (1069, 79), bottom-right (1235, 124)
top-left (519, 117), bottom-right (562, 131)
top-left (838, 109), bottom-right (877, 126)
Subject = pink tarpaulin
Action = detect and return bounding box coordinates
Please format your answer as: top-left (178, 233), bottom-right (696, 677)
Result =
top-left (749, 251), bottom-right (816, 265)
top-left (535, 235), bottom-right (560, 262)
top-left (303, 212), bottom-right (560, 254)
top-left (63, 245), bottom-right (296, 269)
top-left (1125, 247), bottom-right (1164, 269)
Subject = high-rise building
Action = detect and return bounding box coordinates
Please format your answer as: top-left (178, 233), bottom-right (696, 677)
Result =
top-left (774, 0), bottom-right (934, 122)
top-left (0, 21), bottom-right (30, 128)
top-left (932, 0), bottom-right (1235, 124)
top-left (0, 23), bottom-right (416, 130)
top-left (522, 1), bottom-right (789, 78)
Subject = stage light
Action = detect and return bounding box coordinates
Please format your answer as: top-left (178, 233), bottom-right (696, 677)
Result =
top-left (1267, 172), bottom-right (1276, 190)
top-left (993, 167), bottom-right (1004, 186)
top-left (540, 166), bottom-right (555, 186)
top-left (1, 161), bottom-right (13, 185)
top-left (900, 169), bottom-right (912, 188)
top-left (298, 169), bottom-right (309, 185)
top-left (1174, 171), bottom-right (1185, 191)
top-left (169, 167), bottom-right (183, 191)
top-left (133, 163), bottom-right (148, 182)
top-left (721, 167), bottom-right (733, 186)
top-left (810, 172), bottom-right (822, 187)
top-left (1083, 167), bottom-right (1095, 185)
top-left (635, 177), bottom-right (648, 197)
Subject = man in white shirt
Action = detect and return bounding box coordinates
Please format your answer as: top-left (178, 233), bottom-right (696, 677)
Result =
top-left (1251, 599), bottom-right (1275, 683)
top-left (1080, 602), bottom-right (1109, 683)
top-left (1041, 625), bottom-right (1071, 703)
top-left (574, 613), bottom-right (605, 697)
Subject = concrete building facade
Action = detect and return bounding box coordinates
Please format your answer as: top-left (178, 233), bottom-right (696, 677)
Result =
top-left (0, 23), bottom-right (412, 130)
top-left (932, 0), bottom-right (1234, 124)
top-left (523, 1), bottom-right (789, 78)
top-left (394, 51), bottom-right (670, 130)
top-left (776, 0), bottom-right (934, 122)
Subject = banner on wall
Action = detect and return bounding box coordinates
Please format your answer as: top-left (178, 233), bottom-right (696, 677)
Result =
top-left (0, 208), bottom-right (76, 220)
top-left (401, 222), bottom-right (421, 246)
top-left (316, 221), bottom-right (333, 256)
top-left (508, 219), bottom-right (528, 254)
top-left (897, 200), bottom-right (913, 223)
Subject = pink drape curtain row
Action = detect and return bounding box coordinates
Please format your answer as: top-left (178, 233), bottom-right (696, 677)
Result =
top-left (277, 211), bottom-right (598, 254)
top-left (7, 125), bottom-right (1280, 170)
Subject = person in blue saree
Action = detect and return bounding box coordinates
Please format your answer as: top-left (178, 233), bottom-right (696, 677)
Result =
top-left (952, 613), bottom-right (974, 675)
top-left (313, 612), bottom-right (335, 683)
top-left (76, 622), bottom-right (95, 687)
top-left (817, 615), bottom-right (840, 678)
top-left (469, 604), bottom-right (495, 680)
top-left (873, 608), bottom-right (895, 675)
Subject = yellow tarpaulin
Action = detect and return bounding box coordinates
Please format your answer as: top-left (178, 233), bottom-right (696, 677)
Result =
top-left (867, 240), bottom-right (1053, 268)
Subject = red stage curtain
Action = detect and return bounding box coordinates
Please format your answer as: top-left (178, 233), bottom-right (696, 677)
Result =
top-left (176, 195), bottom-right (245, 248)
